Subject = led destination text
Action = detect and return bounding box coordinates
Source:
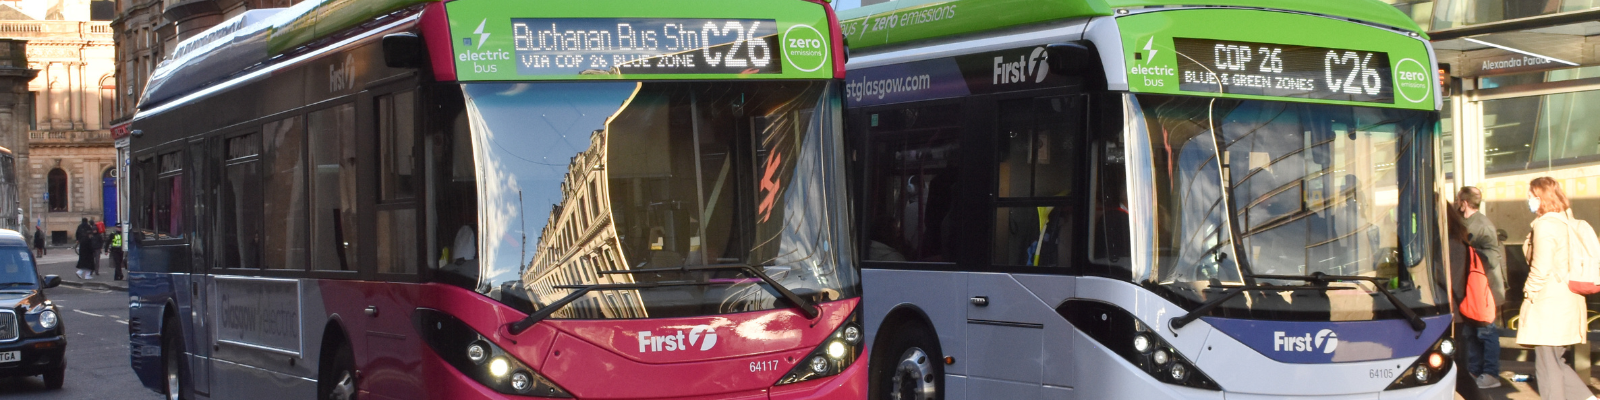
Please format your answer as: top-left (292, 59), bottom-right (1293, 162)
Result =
top-left (1170, 38), bottom-right (1394, 104)
top-left (507, 18), bottom-right (780, 75)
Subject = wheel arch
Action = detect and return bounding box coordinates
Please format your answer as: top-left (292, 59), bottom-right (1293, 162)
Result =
top-left (318, 315), bottom-right (352, 366)
top-left (868, 303), bottom-right (942, 400)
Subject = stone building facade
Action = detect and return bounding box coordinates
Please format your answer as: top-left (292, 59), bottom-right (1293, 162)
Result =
top-left (0, 0), bottom-right (117, 244)
top-left (0, 39), bottom-right (35, 233)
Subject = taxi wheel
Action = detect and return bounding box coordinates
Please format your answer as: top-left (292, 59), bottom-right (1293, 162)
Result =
top-left (43, 364), bottom-right (64, 389)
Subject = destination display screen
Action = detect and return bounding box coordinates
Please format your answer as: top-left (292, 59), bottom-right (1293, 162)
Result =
top-left (1173, 38), bottom-right (1394, 104)
top-left (507, 18), bottom-right (782, 75)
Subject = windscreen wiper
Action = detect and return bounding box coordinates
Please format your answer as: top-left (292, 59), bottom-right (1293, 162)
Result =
top-left (507, 281), bottom-right (720, 334)
top-left (601, 263), bottom-right (820, 319)
top-left (1250, 272), bottom-right (1428, 332)
top-left (1169, 284), bottom-right (1353, 331)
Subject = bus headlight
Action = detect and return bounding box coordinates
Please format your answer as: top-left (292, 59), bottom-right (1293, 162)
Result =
top-left (466, 342), bottom-right (488, 364)
top-left (1385, 335), bottom-right (1453, 390)
top-left (776, 308), bottom-right (863, 386)
top-left (413, 309), bottom-right (571, 398)
top-left (1059, 300), bottom-right (1220, 391)
top-left (1132, 334), bottom-right (1152, 353)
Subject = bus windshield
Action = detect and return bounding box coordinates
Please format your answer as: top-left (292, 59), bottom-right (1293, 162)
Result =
top-left (1132, 94), bottom-right (1445, 321)
top-left (454, 81), bottom-right (856, 319)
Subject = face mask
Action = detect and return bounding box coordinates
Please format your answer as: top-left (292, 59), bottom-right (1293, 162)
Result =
top-left (1528, 197), bottom-right (1541, 214)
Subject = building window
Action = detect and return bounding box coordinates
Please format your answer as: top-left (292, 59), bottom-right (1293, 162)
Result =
top-left (1482, 88), bottom-right (1600, 174)
top-left (27, 92), bottom-right (36, 131)
top-left (47, 168), bottom-right (67, 211)
top-left (100, 75), bottom-right (115, 127)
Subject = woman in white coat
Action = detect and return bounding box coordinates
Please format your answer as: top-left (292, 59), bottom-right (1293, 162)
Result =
top-left (1516, 177), bottom-right (1593, 400)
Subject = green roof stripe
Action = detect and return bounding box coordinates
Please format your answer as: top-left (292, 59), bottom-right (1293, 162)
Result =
top-left (839, 0), bottom-right (1426, 50)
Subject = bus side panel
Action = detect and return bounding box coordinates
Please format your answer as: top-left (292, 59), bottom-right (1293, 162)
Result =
top-left (861, 268), bottom-right (968, 376)
top-left (209, 359), bottom-right (317, 399)
top-left (208, 277), bottom-right (326, 399)
top-left (315, 280), bottom-right (429, 400)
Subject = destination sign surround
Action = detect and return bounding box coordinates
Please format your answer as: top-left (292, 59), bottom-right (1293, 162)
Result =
top-left (507, 18), bottom-right (782, 75)
top-left (1172, 38), bottom-right (1395, 104)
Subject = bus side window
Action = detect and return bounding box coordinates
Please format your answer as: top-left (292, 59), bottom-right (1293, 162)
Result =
top-left (154, 150), bottom-right (185, 240)
top-left (132, 155), bottom-right (153, 242)
top-left (863, 103), bottom-right (964, 263)
top-left (262, 116), bottom-right (308, 270)
top-left (991, 96), bottom-right (1083, 268)
top-left (308, 103), bottom-right (359, 272)
top-left (220, 133), bottom-right (262, 269)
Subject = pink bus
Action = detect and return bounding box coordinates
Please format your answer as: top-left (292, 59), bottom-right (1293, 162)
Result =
top-left (125, 0), bottom-right (860, 398)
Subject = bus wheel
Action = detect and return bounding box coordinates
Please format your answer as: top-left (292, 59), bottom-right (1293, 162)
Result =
top-left (319, 343), bottom-right (357, 400)
top-left (883, 327), bottom-right (941, 400)
top-left (162, 317), bottom-right (187, 400)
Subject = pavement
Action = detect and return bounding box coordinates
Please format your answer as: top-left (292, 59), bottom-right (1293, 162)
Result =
top-left (32, 247), bottom-right (126, 292)
top-left (1456, 339), bottom-right (1600, 400)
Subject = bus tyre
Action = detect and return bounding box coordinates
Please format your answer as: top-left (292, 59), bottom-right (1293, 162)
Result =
top-left (43, 364), bottom-right (64, 389)
top-left (162, 317), bottom-right (188, 400)
top-left (319, 342), bottom-right (357, 400)
top-left (881, 326), bottom-right (941, 400)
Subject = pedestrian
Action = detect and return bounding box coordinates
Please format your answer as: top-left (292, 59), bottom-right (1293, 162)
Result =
top-left (31, 227), bottom-right (44, 258)
top-left (108, 224), bottom-right (124, 281)
top-left (86, 218), bottom-right (102, 278)
top-left (1516, 177), bottom-right (1594, 400)
top-left (1447, 204), bottom-right (1489, 400)
top-left (73, 218), bottom-right (94, 279)
top-left (1456, 187), bottom-right (1508, 389)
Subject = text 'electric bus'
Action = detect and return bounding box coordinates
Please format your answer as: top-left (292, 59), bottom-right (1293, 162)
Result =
top-left (126, 0), bottom-right (859, 398)
top-left (839, 0), bottom-right (1452, 399)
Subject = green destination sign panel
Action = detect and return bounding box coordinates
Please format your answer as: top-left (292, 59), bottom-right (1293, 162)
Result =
top-left (445, 0), bottom-right (834, 80)
top-left (1121, 9), bottom-right (1436, 111)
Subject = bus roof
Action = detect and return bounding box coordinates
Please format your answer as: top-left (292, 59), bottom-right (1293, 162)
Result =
top-left (838, 0), bottom-right (1424, 50)
top-left (140, 0), bottom-right (429, 109)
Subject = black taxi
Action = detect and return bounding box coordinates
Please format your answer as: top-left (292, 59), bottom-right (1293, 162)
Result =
top-left (0, 229), bottom-right (64, 389)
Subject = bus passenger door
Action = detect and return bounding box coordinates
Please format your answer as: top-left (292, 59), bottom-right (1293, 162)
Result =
top-left (357, 87), bottom-right (428, 399)
top-left (188, 137), bottom-right (215, 396)
top-left (966, 95), bottom-right (1088, 399)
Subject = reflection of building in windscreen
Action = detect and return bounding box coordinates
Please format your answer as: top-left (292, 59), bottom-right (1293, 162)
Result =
top-left (523, 130), bottom-right (647, 320)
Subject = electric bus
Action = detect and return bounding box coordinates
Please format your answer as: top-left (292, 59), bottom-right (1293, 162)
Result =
top-left (125, 0), bottom-right (861, 398)
top-left (839, 0), bottom-right (1453, 398)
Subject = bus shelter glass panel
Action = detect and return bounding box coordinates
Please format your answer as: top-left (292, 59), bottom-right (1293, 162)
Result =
top-left (453, 81), bottom-right (856, 319)
top-left (1134, 94), bottom-right (1444, 321)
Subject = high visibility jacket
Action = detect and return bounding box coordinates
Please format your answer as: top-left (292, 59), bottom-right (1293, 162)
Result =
top-left (109, 232), bottom-right (122, 248)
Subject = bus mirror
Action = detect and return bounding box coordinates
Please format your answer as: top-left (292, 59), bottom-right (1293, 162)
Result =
top-left (1046, 42), bottom-right (1098, 77)
top-left (383, 33), bottom-right (425, 69)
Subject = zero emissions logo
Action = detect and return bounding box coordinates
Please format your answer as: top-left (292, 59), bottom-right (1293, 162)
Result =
top-left (1394, 58), bottom-right (1432, 104)
top-left (782, 24), bottom-right (829, 73)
